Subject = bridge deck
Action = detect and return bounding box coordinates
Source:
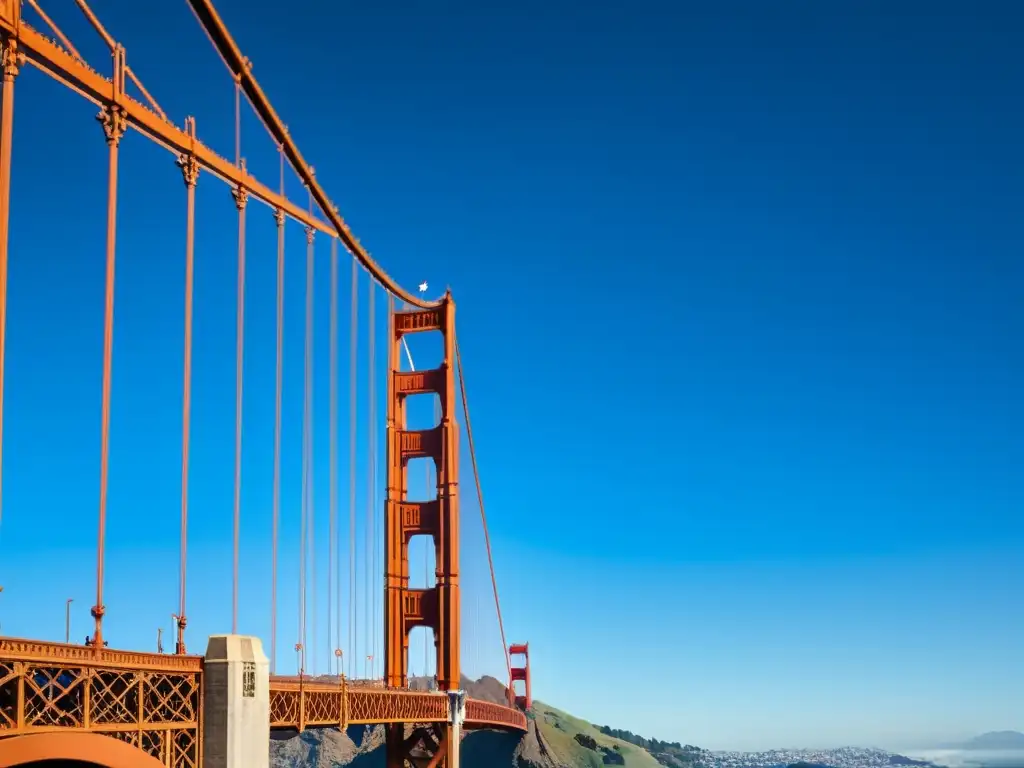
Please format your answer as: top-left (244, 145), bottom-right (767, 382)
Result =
top-left (268, 676), bottom-right (526, 731)
top-left (0, 637), bottom-right (525, 761)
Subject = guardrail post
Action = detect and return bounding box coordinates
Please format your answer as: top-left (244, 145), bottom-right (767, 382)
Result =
top-left (202, 634), bottom-right (269, 768)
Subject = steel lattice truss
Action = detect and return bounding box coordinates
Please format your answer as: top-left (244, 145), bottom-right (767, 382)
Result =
top-left (463, 698), bottom-right (528, 731)
top-left (268, 677), bottom-right (526, 732)
top-left (0, 639), bottom-right (202, 768)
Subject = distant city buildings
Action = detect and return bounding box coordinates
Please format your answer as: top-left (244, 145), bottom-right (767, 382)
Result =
top-left (702, 746), bottom-right (928, 768)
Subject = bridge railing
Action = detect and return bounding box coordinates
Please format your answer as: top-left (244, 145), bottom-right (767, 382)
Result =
top-left (267, 676), bottom-right (527, 732)
top-left (464, 698), bottom-right (529, 731)
top-left (269, 676), bottom-right (450, 729)
top-left (0, 637), bottom-right (203, 767)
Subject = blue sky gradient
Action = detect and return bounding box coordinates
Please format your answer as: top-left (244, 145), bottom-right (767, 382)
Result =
top-left (1, 0), bottom-right (1021, 753)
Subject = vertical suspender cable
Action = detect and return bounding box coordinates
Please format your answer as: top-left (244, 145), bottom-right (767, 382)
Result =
top-left (348, 260), bottom-right (358, 678)
top-left (176, 140), bottom-right (199, 655)
top-left (372, 296), bottom-right (380, 679)
top-left (304, 210), bottom-right (316, 674)
top-left (455, 338), bottom-right (512, 688)
top-left (231, 86), bottom-right (247, 634)
top-left (0, 39), bottom-right (16, 544)
top-left (91, 102), bottom-right (126, 650)
top-left (329, 238), bottom-right (338, 673)
top-left (299, 219), bottom-right (312, 674)
top-left (271, 147), bottom-right (286, 675)
top-left (365, 282), bottom-right (375, 678)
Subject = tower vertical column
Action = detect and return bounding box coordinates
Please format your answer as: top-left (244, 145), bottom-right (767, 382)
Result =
top-left (384, 302), bottom-right (406, 688)
top-left (384, 294), bottom-right (461, 766)
top-left (434, 299), bottom-right (460, 691)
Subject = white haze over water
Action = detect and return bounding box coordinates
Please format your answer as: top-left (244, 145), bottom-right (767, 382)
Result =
top-left (903, 750), bottom-right (1024, 768)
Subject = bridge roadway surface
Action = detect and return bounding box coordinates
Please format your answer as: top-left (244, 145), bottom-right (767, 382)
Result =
top-left (0, 637), bottom-right (527, 746)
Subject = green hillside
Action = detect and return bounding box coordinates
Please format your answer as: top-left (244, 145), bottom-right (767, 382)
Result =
top-left (531, 700), bottom-right (663, 768)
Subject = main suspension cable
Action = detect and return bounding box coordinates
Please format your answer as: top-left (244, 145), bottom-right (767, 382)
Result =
top-left (454, 338), bottom-right (512, 688)
top-left (185, 0), bottom-right (442, 310)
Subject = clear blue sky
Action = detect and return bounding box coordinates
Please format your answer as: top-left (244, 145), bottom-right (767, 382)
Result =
top-left (1, 0), bottom-right (1021, 754)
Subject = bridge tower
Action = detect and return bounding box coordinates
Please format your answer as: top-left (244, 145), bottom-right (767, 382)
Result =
top-left (384, 294), bottom-right (462, 766)
top-left (509, 643), bottom-right (532, 711)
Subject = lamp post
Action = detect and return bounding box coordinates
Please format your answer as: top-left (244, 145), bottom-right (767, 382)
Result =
top-left (65, 598), bottom-right (73, 644)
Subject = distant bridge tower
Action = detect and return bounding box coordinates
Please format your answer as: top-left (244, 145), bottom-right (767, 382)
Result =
top-left (509, 643), bottom-right (532, 711)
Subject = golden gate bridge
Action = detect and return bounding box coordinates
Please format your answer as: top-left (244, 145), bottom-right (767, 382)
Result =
top-left (0, 0), bottom-right (533, 765)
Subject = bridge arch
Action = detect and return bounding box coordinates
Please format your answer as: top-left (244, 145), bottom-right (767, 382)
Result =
top-left (0, 732), bottom-right (166, 767)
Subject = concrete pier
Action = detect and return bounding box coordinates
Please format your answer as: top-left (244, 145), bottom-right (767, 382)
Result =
top-left (446, 690), bottom-right (466, 768)
top-left (202, 634), bottom-right (270, 768)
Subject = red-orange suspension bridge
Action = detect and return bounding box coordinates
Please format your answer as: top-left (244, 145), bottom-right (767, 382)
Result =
top-left (0, 0), bottom-right (533, 766)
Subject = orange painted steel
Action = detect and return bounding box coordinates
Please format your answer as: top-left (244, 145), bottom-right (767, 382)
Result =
top-left (509, 643), bottom-right (532, 711)
top-left (176, 133), bottom-right (200, 658)
top-left (348, 259), bottom-right (359, 679)
top-left (91, 94), bottom-right (127, 652)
top-left (0, 34), bottom-right (17, 532)
top-left (0, 638), bottom-right (203, 768)
top-left (183, 0), bottom-right (439, 310)
top-left (385, 299), bottom-right (461, 693)
top-left (267, 677), bottom-right (525, 732)
top-left (231, 174), bottom-right (248, 637)
top-left (271, 205), bottom-right (285, 675)
top-left (0, 2), bottom-right (532, 759)
top-left (464, 697), bottom-right (529, 731)
top-left (0, 732), bottom-right (167, 768)
top-left (0, 14), bottom-right (334, 241)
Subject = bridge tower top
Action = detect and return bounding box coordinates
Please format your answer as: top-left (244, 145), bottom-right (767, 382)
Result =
top-left (510, 642), bottom-right (532, 711)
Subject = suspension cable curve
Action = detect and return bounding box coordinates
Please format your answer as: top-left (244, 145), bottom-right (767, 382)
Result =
top-left (454, 337), bottom-right (512, 689)
top-left (184, 0), bottom-right (441, 310)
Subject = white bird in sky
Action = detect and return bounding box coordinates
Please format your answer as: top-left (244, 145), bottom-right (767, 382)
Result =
top-left (418, 281), bottom-right (428, 293)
